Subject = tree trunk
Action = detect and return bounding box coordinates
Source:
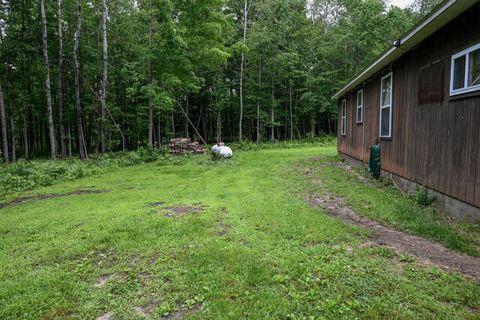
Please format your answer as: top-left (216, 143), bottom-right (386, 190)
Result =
top-left (147, 19), bottom-right (154, 147)
top-left (10, 115), bottom-right (16, 161)
top-left (0, 82), bottom-right (8, 163)
top-left (23, 114), bottom-right (28, 159)
top-left (6, 72), bottom-right (16, 161)
top-left (185, 95), bottom-right (189, 138)
top-left (67, 125), bottom-right (72, 157)
top-left (239, 0), bottom-right (249, 142)
top-left (74, 0), bottom-right (87, 160)
top-left (156, 115), bottom-right (161, 148)
top-left (57, 0), bottom-right (67, 158)
top-left (310, 111), bottom-right (315, 138)
top-left (256, 56), bottom-right (262, 143)
top-left (171, 111), bottom-right (175, 138)
top-left (41, 0), bottom-right (57, 160)
top-left (100, 0), bottom-right (108, 153)
top-left (270, 73), bottom-right (275, 141)
top-left (216, 111), bottom-right (222, 142)
top-left (289, 82), bottom-right (293, 140)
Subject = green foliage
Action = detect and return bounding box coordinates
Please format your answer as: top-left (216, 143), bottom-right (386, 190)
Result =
top-left (0, 148), bottom-right (169, 195)
top-left (412, 187), bottom-right (437, 207)
top-left (230, 135), bottom-right (337, 151)
top-left (0, 0), bottom-right (426, 161)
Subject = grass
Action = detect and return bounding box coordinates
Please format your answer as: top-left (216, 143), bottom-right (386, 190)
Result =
top-left (0, 146), bottom-right (479, 319)
top-left (300, 155), bottom-right (480, 257)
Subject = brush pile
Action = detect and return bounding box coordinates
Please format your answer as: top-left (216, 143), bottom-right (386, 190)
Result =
top-left (169, 138), bottom-right (207, 155)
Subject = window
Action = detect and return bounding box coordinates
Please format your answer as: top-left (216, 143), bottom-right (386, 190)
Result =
top-left (341, 99), bottom-right (346, 136)
top-left (356, 89), bottom-right (363, 123)
top-left (379, 73), bottom-right (393, 138)
top-left (450, 43), bottom-right (480, 96)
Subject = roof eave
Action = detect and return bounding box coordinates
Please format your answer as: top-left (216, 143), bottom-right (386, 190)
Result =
top-left (332, 0), bottom-right (477, 100)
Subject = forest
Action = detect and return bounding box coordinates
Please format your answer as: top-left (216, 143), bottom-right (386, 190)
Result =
top-left (0, 0), bottom-right (440, 161)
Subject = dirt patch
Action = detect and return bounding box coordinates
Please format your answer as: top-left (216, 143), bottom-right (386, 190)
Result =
top-left (467, 305), bottom-right (480, 314)
top-left (95, 275), bottom-right (113, 288)
top-left (134, 303), bottom-right (156, 317)
top-left (0, 189), bottom-right (109, 210)
top-left (96, 312), bottom-right (114, 320)
top-left (307, 194), bottom-right (480, 280)
top-left (162, 204), bottom-right (207, 217)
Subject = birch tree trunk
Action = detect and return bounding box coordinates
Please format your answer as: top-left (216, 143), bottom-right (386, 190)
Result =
top-left (100, 0), bottom-right (108, 153)
top-left (239, 0), bottom-right (249, 141)
top-left (147, 19), bottom-right (154, 147)
top-left (57, 0), bottom-right (67, 157)
top-left (0, 81), bottom-right (8, 163)
top-left (74, 0), bottom-right (87, 160)
top-left (256, 56), bottom-right (262, 143)
top-left (216, 111), bottom-right (222, 142)
top-left (40, 0), bottom-right (57, 160)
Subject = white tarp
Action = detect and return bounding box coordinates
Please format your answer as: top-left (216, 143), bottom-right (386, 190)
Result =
top-left (212, 144), bottom-right (233, 158)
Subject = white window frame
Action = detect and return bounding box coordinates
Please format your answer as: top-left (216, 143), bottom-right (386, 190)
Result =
top-left (356, 89), bottom-right (363, 124)
top-left (379, 72), bottom-right (393, 139)
top-left (341, 99), bottom-right (346, 136)
top-left (450, 42), bottom-right (480, 96)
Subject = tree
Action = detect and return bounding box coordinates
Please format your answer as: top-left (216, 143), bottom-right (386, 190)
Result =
top-left (238, 0), bottom-right (251, 141)
top-left (74, 0), bottom-right (87, 160)
top-left (0, 0), bottom-right (423, 160)
top-left (57, 0), bottom-right (67, 158)
top-left (0, 81), bottom-right (8, 163)
top-left (40, 0), bottom-right (57, 159)
top-left (100, 0), bottom-right (108, 153)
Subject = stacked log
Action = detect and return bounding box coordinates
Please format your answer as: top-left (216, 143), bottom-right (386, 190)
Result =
top-left (169, 138), bottom-right (207, 155)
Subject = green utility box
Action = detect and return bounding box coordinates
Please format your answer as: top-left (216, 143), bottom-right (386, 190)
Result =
top-left (369, 143), bottom-right (381, 179)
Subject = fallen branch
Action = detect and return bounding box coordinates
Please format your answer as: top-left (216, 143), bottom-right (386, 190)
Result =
top-left (178, 104), bottom-right (207, 145)
top-left (390, 173), bottom-right (406, 198)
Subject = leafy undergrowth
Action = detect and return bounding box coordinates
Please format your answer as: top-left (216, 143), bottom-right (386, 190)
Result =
top-left (0, 148), bottom-right (172, 196)
top-left (0, 147), bottom-right (479, 319)
top-left (229, 135), bottom-right (336, 151)
top-left (299, 155), bottom-right (480, 257)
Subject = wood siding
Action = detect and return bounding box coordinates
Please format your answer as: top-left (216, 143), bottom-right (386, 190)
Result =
top-left (337, 2), bottom-right (480, 208)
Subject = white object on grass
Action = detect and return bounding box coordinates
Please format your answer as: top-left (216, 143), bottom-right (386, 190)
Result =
top-left (211, 144), bottom-right (220, 153)
top-left (218, 146), bottom-right (233, 158)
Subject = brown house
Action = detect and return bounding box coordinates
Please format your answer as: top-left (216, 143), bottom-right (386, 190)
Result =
top-left (334, 0), bottom-right (480, 221)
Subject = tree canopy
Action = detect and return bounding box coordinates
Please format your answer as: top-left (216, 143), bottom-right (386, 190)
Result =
top-left (0, 0), bottom-right (438, 161)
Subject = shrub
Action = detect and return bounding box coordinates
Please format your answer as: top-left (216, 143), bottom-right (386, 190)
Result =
top-left (229, 135), bottom-right (336, 151)
top-left (412, 187), bottom-right (436, 207)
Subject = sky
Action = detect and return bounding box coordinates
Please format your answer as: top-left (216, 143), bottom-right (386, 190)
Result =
top-left (390, 0), bottom-right (414, 8)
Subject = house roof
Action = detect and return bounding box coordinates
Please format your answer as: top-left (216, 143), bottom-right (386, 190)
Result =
top-left (333, 0), bottom-right (479, 100)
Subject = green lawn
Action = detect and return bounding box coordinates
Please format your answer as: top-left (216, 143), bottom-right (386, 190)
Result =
top-left (1, 147), bottom-right (479, 319)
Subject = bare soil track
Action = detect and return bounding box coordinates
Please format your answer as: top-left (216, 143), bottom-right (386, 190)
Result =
top-left (0, 189), bottom-right (109, 210)
top-left (307, 193), bottom-right (480, 280)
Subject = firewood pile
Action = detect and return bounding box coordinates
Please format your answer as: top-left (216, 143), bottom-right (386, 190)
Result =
top-left (169, 138), bottom-right (207, 155)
